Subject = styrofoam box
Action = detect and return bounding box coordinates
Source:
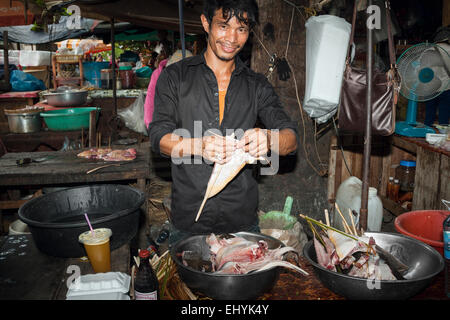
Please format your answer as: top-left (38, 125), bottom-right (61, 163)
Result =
top-left (66, 272), bottom-right (131, 300)
top-left (0, 50), bottom-right (20, 65)
top-left (19, 50), bottom-right (52, 66)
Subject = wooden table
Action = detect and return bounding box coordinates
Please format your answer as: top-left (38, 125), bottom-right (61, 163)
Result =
top-left (0, 144), bottom-right (150, 230)
top-left (0, 234), bottom-right (130, 300)
top-left (0, 90), bottom-right (41, 106)
top-left (262, 256), bottom-right (448, 300)
top-left (0, 144), bottom-right (150, 189)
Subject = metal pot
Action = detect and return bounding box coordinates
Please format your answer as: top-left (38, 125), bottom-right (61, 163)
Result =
top-left (170, 232), bottom-right (284, 300)
top-left (43, 88), bottom-right (88, 107)
top-left (4, 110), bottom-right (42, 133)
top-left (303, 232), bottom-right (444, 300)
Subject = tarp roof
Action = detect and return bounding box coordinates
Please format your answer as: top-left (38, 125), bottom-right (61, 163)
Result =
top-left (0, 16), bottom-right (96, 44)
top-left (76, 0), bottom-right (204, 34)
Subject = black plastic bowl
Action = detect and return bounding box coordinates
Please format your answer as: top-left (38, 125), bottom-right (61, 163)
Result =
top-left (170, 232), bottom-right (284, 300)
top-left (19, 184), bottom-right (145, 258)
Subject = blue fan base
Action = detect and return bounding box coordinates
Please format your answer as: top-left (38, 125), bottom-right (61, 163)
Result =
top-left (395, 121), bottom-right (435, 137)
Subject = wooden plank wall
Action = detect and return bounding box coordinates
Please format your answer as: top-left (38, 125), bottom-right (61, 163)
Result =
top-left (443, 0), bottom-right (450, 26)
top-left (327, 134), bottom-right (415, 204)
top-left (413, 147), bottom-right (450, 211)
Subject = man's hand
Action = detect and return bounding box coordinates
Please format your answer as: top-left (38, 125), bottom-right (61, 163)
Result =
top-left (236, 128), bottom-right (270, 158)
top-left (202, 134), bottom-right (237, 164)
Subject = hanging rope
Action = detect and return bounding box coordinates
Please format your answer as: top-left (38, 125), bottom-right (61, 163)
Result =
top-left (253, 3), bottom-right (326, 176)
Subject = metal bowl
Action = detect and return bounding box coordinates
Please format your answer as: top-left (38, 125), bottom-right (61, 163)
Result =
top-left (170, 232), bottom-right (285, 300)
top-left (303, 232), bottom-right (444, 300)
top-left (43, 88), bottom-right (88, 107)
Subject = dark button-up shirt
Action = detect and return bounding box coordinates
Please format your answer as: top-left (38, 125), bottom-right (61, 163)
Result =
top-left (148, 53), bottom-right (298, 234)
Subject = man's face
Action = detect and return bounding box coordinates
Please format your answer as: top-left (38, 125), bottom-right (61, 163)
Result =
top-left (201, 9), bottom-right (250, 62)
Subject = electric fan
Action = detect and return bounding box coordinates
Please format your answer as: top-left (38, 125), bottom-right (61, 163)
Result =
top-left (395, 42), bottom-right (450, 137)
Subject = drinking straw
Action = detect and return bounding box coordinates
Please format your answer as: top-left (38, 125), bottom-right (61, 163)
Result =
top-left (84, 213), bottom-right (94, 235)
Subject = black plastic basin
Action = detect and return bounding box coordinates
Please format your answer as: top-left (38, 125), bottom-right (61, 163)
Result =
top-left (19, 184), bottom-right (145, 258)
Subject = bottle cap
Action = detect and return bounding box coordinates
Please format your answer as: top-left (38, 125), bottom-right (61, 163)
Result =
top-left (400, 160), bottom-right (416, 167)
top-left (389, 176), bottom-right (394, 181)
top-left (139, 249), bottom-right (150, 259)
top-left (394, 179), bottom-right (399, 183)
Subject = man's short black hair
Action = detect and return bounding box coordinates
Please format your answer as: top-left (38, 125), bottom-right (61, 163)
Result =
top-left (202, 0), bottom-right (259, 29)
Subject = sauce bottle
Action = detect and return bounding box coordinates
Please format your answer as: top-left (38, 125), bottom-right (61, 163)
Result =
top-left (134, 249), bottom-right (159, 300)
top-left (392, 179), bottom-right (400, 203)
top-left (387, 176), bottom-right (394, 200)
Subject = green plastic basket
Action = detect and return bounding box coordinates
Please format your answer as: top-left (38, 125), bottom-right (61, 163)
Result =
top-left (40, 107), bottom-right (99, 131)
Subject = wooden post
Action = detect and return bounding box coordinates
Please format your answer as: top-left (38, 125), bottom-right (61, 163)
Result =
top-left (89, 110), bottom-right (96, 148)
top-left (443, 0), bottom-right (450, 27)
top-left (360, 0), bottom-right (374, 231)
top-left (3, 31), bottom-right (9, 85)
top-left (111, 17), bottom-right (117, 116)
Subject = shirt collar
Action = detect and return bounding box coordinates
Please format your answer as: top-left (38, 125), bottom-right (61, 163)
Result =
top-left (187, 49), bottom-right (246, 75)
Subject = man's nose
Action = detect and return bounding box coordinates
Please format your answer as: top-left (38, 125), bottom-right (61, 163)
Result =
top-left (224, 29), bottom-right (238, 43)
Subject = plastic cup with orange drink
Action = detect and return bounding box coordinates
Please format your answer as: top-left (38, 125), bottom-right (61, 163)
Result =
top-left (78, 228), bottom-right (112, 273)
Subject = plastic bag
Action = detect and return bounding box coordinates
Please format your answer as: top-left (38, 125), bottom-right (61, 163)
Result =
top-left (117, 92), bottom-right (148, 135)
top-left (10, 70), bottom-right (46, 91)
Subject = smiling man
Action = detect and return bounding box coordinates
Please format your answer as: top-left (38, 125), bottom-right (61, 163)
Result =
top-left (148, 0), bottom-right (298, 245)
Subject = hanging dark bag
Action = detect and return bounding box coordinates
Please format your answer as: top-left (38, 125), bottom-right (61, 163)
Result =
top-left (338, 0), bottom-right (400, 136)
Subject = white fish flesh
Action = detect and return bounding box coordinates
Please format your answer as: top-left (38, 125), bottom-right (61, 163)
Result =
top-left (202, 234), bottom-right (309, 276)
top-left (315, 231), bottom-right (398, 281)
top-left (195, 135), bottom-right (267, 222)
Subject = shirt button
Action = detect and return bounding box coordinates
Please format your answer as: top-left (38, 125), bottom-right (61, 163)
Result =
top-left (214, 92), bottom-right (219, 96)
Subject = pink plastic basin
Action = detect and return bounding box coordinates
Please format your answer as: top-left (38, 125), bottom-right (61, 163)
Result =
top-left (394, 210), bottom-right (450, 256)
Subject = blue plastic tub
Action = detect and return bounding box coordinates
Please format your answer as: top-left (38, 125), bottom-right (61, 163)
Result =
top-left (82, 62), bottom-right (110, 87)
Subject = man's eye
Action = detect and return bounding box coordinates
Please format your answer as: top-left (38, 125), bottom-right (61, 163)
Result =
top-left (239, 28), bottom-right (248, 33)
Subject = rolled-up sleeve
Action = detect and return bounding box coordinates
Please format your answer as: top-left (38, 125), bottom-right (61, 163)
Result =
top-left (148, 68), bottom-right (178, 155)
top-left (256, 75), bottom-right (299, 141)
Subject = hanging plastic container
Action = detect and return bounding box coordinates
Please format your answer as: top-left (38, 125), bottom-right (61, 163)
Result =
top-left (303, 15), bottom-right (351, 123)
top-left (334, 176), bottom-right (383, 232)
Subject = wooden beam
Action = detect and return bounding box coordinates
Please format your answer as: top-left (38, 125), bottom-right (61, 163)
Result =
top-left (443, 0), bottom-right (450, 26)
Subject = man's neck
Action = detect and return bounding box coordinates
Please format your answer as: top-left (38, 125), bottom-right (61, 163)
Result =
top-left (203, 47), bottom-right (236, 75)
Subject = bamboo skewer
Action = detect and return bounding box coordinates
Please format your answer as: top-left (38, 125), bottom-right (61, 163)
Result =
top-left (300, 214), bottom-right (361, 242)
top-left (324, 209), bottom-right (330, 227)
top-left (335, 203), bottom-right (354, 236)
top-left (348, 208), bottom-right (358, 236)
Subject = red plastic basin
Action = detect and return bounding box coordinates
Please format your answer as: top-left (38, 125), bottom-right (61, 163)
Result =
top-left (394, 210), bottom-right (450, 256)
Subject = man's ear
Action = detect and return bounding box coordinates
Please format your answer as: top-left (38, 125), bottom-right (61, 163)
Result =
top-left (200, 14), bottom-right (210, 34)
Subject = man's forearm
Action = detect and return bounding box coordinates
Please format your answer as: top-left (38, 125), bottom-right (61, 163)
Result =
top-left (159, 133), bottom-right (202, 158)
top-left (269, 128), bottom-right (297, 156)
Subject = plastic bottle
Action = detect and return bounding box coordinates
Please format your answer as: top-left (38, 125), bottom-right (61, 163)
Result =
top-left (335, 176), bottom-right (384, 232)
top-left (392, 179), bottom-right (400, 203)
top-left (134, 249), bottom-right (159, 300)
top-left (387, 176), bottom-right (394, 200)
top-left (444, 215), bottom-right (450, 298)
